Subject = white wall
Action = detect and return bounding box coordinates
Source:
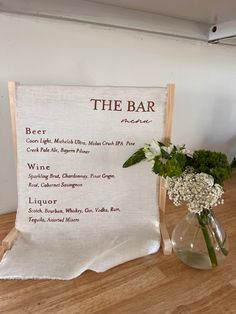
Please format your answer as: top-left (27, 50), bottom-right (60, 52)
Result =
top-left (0, 13), bottom-right (236, 214)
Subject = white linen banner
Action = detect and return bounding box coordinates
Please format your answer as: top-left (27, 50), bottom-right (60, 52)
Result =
top-left (0, 85), bottom-right (167, 279)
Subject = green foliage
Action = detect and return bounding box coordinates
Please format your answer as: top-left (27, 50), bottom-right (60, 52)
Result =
top-left (123, 148), bottom-right (145, 168)
top-left (123, 142), bottom-right (233, 186)
top-left (123, 142), bottom-right (188, 178)
top-left (152, 150), bottom-right (187, 177)
top-left (189, 150), bottom-right (232, 185)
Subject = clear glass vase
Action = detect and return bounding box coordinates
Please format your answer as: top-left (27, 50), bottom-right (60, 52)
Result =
top-left (171, 209), bottom-right (229, 270)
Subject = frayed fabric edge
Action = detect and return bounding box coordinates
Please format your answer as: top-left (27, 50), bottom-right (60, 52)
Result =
top-left (0, 247), bottom-right (160, 281)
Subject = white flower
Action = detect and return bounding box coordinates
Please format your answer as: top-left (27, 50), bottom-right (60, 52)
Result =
top-left (167, 169), bottom-right (224, 214)
top-left (162, 145), bottom-right (173, 154)
top-left (176, 144), bottom-right (184, 151)
top-left (149, 140), bottom-right (161, 155)
top-left (196, 173), bottom-right (214, 187)
top-left (143, 141), bottom-right (161, 161)
top-left (144, 150), bottom-right (155, 161)
top-left (160, 157), bottom-right (168, 164)
top-left (182, 148), bottom-right (193, 158)
top-left (176, 145), bottom-right (193, 157)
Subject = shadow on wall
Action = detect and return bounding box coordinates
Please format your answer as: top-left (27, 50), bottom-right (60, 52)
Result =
top-left (200, 97), bottom-right (236, 162)
top-left (226, 135), bottom-right (236, 162)
top-left (0, 84), bottom-right (17, 213)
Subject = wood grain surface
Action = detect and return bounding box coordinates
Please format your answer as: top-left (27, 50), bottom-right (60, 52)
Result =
top-left (0, 174), bottom-right (235, 314)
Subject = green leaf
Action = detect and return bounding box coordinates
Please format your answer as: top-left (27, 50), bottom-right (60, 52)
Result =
top-left (152, 157), bottom-right (165, 175)
top-left (175, 152), bottom-right (187, 168)
top-left (160, 148), bottom-right (169, 159)
top-left (123, 148), bottom-right (146, 168)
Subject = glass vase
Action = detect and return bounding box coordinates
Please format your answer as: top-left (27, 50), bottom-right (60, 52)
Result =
top-left (171, 208), bottom-right (229, 270)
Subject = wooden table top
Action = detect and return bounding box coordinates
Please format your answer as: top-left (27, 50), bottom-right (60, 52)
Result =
top-left (0, 175), bottom-right (236, 314)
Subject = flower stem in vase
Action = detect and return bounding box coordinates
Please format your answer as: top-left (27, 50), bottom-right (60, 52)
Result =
top-left (197, 212), bottom-right (218, 268)
top-left (207, 211), bottom-right (229, 257)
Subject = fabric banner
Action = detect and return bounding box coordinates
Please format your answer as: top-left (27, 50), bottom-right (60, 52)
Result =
top-left (0, 85), bottom-right (167, 279)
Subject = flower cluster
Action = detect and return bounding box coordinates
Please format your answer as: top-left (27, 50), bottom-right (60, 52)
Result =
top-left (123, 140), bottom-right (233, 213)
top-left (167, 168), bottom-right (224, 213)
